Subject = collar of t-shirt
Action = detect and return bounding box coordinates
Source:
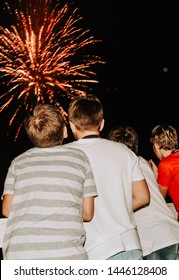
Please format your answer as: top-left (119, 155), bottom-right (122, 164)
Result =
top-left (171, 149), bottom-right (179, 154)
top-left (82, 134), bottom-right (100, 139)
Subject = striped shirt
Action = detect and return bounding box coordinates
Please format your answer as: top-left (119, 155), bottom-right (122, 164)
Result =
top-left (2, 146), bottom-right (97, 260)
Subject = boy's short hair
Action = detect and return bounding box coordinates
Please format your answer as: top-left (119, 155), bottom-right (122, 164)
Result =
top-left (150, 124), bottom-right (178, 151)
top-left (24, 103), bottom-right (65, 147)
top-left (68, 94), bottom-right (103, 131)
top-left (108, 126), bottom-right (139, 155)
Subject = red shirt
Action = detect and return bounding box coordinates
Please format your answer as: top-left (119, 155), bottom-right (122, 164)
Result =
top-left (158, 151), bottom-right (179, 220)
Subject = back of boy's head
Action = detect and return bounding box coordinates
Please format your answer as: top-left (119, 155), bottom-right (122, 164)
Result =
top-left (24, 103), bottom-right (65, 147)
top-left (108, 126), bottom-right (139, 155)
top-left (68, 94), bottom-right (103, 131)
top-left (150, 124), bottom-right (178, 151)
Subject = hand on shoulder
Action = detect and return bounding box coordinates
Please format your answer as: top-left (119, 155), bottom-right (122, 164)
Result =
top-left (149, 159), bottom-right (158, 179)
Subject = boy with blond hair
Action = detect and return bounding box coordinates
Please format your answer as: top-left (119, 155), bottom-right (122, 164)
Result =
top-left (2, 103), bottom-right (97, 260)
top-left (149, 124), bottom-right (179, 221)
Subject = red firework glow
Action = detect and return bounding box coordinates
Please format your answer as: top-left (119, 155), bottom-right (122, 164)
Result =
top-left (0, 0), bottom-right (104, 139)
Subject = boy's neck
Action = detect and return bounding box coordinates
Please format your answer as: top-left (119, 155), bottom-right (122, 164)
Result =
top-left (77, 130), bottom-right (100, 140)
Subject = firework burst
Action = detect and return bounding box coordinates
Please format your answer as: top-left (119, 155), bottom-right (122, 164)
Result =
top-left (0, 0), bottom-right (104, 139)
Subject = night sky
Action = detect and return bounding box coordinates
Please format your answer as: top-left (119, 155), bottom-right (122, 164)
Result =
top-left (0, 1), bottom-right (179, 207)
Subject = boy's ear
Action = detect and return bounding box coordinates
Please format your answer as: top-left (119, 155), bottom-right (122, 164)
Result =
top-left (154, 142), bottom-right (160, 149)
top-left (100, 119), bottom-right (105, 131)
top-left (69, 121), bottom-right (76, 133)
top-left (63, 125), bottom-right (68, 139)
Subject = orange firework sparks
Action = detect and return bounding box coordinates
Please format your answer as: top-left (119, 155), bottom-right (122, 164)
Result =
top-left (0, 0), bottom-right (104, 139)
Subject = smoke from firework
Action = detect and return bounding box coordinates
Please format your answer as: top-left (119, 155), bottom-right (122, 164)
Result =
top-left (0, 0), bottom-right (104, 139)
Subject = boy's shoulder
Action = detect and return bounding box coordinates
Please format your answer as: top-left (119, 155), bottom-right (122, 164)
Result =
top-left (61, 144), bottom-right (90, 158)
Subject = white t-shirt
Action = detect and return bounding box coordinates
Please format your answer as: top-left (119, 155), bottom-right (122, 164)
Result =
top-left (134, 156), bottom-right (179, 256)
top-left (65, 138), bottom-right (145, 259)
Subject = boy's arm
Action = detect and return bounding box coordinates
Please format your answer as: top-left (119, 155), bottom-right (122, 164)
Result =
top-left (2, 194), bottom-right (14, 218)
top-left (83, 196), bottom-right (94, 222)
top-left (158, 184), bottom-right (168, 199)
top-left (132, 179), bottom-right (150, 212)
